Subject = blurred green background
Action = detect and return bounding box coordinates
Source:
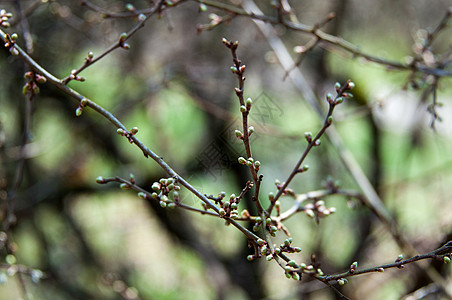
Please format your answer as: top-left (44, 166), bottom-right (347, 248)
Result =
top-left (1, 0), bottom-right (452, 299)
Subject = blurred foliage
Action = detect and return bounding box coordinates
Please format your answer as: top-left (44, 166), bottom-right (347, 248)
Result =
top-left (1, 1), bottom-right (452, 299)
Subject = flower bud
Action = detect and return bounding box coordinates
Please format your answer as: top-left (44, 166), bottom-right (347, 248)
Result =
top-left (120, 32), bottom-right (128, 41)
top-left (131, 127), bottom-right (139, 135)
top-left (117, 128), bottom-right (125, 135)
top-left (75, 107), bottom-right (83, 117)
top-left (96, 176), bottom-right (104, 183)
top-left (245, 97), bottom-right (252, 108)
top-left (240, 105), bottom-right (246, 113)
top-left (138, 192), bottom-right (146, 199)
top-left (235, 130), bottom-right (242, 138)
top-left (88, 51), bottom-right (94, 59)
top-left (120, 183), bottom-right (129, 189)
top-left (80, 98), bottom-right (88, 107)
top-left (160, 201), bottom-right (167, 208)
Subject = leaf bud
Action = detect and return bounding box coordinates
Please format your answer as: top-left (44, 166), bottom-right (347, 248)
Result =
top-left (266, 255), bottom-right (273, 261)
top-left (334, 82), bottom-right (341, 91)
top-left (230, 66), bottom-right (238, 73)
top-left (304, 132), bottom-right (312, 142)
top-left (117, 128), bottom-right (125, 135)
top-left (247, 255), bottom-right (254, 261)
top-left (95, 176), bottom-right (104, 183)
top-left (88, 51), bottom-right (94, 59)
top-left (235, 130), bottom-right (242, 138)
top-left (260, 245), bottom-right (267, 255)
top-left (248, 126), bottom-right (255, 134)
top-left (159, 201), bottom-right (167, 208)
top-left (231, 203), bottom-right (237, 210)
top-left (138, 192), bottom-right (146, 199)
top-left (229, 194), bottom-right (236, 200)
top-left (10, 33), bottom-right (17, 41)
top-left (131, 127), bottom-right (139, 135)
top-left (444, 256), bottom-right (450, 264)
top-left (256, 238), bottom-right (264, 246)
top-left (240, 105), bottom-right (246, 113)
top-left (80, 98), bottom-right (88, 107)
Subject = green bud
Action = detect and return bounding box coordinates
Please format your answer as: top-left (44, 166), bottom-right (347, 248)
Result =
top-left (88, 51), bottom-right (94, 59)
top-left (219, 208), bottom-right (226, 216)
top-left (125, 3), bottom-right (135, 11)
top-left (167, 202), bottom-right (176, 209)
top-left (266, 255), bottom-right (273, 261)
top-left (238, 157), bottom-right (246, 165)
top-left (219, 191), bottom-right (226, 198)
top-left (131, 127), bottom-right (139, 134)
top-left (96, 176), bottom-right (104, 184)
top-left (247, 255), bottom-right (254, 261)
top-left (159, 201), bottom-right (167, 208)
top-left (120, 183), bottom-right (129, 189)
top-left (151, 182), bottom-right (160, 191)
top-left (230, 194), bottom-right (236, 200)
top-left (253, 225), bottom-right (259, 232)
top-left (231, 203), bottom-right (237, 210)
top-left (151, 192), bottom-right (158, 199)
top-left (240, 105), bottom-right (246, 113)
top-left (266, 217), bottom-right (271, 224)
top-left (256, 239), bottom-right (264, 246)
top-left (352, 261), bottom-right (358, 268)
top-left (299, 263), bottom-right (306, 269)
top-left (274, 248), bottom-right (281, 254)
top-left (230, 66), bottom-right (238, 73)
top-left (327, 116), bottom-right (333, 124)
top-left (235, 130), bottom-right (242, 138)
top-left (268, 192), bottom-right (274, 201)
top-left (292, 273), bottom-right (300, 280)
top-left (80, 98), bottom-right (88, 107)
top-left (75, 107), bottom-right (83, 117)
top-left (285, 272), bottom-right (291, 279)
top-left (138, 14), bottom-right (146, 22)
top-left (255, 217), bottom-right (262, 223)
top-left (138, 192), bottom-right (146, 199)
top-left (254, 160), bottom-right (260, 167)
top-left (199, 3), bottom-right (207, 11)
top-left (223, 201), bottom-right (230, 208)
top-left (284, 239), bottom-right (291, 246)
top-left (335, 97), bottom-right (344, 104)
top-left (337, 279), bottom-right (345, 285)
top-left (270, 226), bottom-right (277, 233)
top-left (245, 97), bottom-right (252, 107)
top-left (347, 81), bottom-right (355, 90)
top-left (444, 257), bottom-right (451, 264)
top-left (122, 43), bottom-right (130, 50)
top-left (5, 254), bottom-right (16, 265)
top-left (120, 32), bottom-right (128, 40)
top-left (334, 82), bottom-right (341, 90)
top-left (10, 33), bottom-right (17, 41)
top-left (117, 128), bottom-right (125, 135)
top-left (288, 260), bottom-right (296, 267)
top-left (260, 245), bottom-right (267, 255)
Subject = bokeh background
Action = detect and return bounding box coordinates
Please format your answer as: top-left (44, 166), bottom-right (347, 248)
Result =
top-left (1, 0), bottom-right (452, 299)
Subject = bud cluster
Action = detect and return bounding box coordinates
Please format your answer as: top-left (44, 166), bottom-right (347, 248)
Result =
top-left (303, 200), bottom-right (336, 219)
top-left (4, 32), bottom-right (18, 56)
top-left (23, 71), bottom-right (47, 97)
top-left (150, 177), bottom-right (180, 208)
top-left (116, 126), bottom-right (139, 143)
top-left (215, 192), bottom-right (242, 219)
top-left (119, 32), bottom-right (130, 50)
top-left (0, 9), bottom-right (12, 28)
